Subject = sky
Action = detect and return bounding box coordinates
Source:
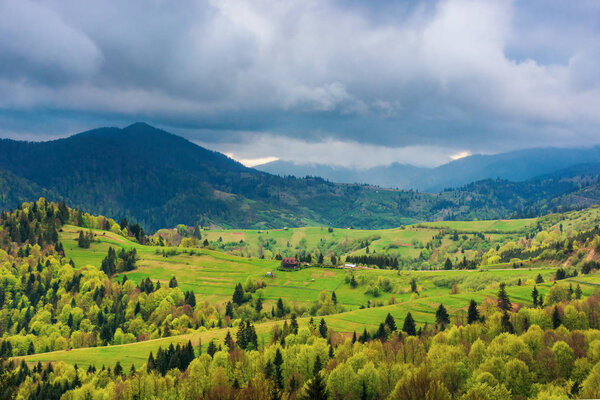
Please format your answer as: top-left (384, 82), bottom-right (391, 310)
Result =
top-left (0, 0), bottom-right (599, 168)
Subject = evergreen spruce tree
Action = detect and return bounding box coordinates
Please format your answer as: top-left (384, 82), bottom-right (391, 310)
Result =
top-left (225, 301), bottom-right (234, 319)
top-left (410, 278), bottom-right (417, 293)
top-left (114, 362), bottom-right (123, 376)
top-left (276, 298), bottom-right (285, 318)
top-left (224, 330), bottom-right (235, 351)
top-left (331, 291), bottom-right (337, 305)
top-left (232, 283), bottom-right (245, 305)
top-left (552, 306), bottom-right (561, 329)
top-left (350, 275), bottom-right (358, 288)
top-left (273, 348), bottom-right (284, 389)
top-left (402, 312), bottom-right (416, 336)
top-left (299, 369), bottom-right (328, 400)
top-left (497, 283), bottom-right (512, 312)
top-left (444, 258), bottom-right (453, 270)
top-left (532, 286), bottom-right (539, 307)
top-left (575, 284), bottom-right (583, 299)
top-left (318, 318), bottom-right (328, 338)
top-left (206, 340), bottom-right (217, 357)
top-left (290, 314), bottom-right (299, 334)
top-left (384, 313), bottom-right (396, 331)
top-left (435, 304), bottom-right (450, 329)
top-left (236, 321), bottom-right (248, 350)
top-left (255, 298), bottom-right (263, 313)
top-left (467, 299), bottom-right (480, 324)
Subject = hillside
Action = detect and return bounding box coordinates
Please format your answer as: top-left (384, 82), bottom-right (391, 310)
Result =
top-left (3, 199), bottom-right (600, 399)
top-left (1, 123), bottom-right (600, 231)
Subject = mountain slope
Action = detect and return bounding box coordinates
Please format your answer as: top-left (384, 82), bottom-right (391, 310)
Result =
top-left (0, 123), bottom-right (433, 229)
top-left (1, 123), bottom-right (600, 230)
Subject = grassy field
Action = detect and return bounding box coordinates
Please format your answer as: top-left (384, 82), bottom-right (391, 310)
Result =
top-left (61, 225), bottom-right (561, 310)
top-left (196, 217), bottom-right (537, 260)
top-left (45, 217), bottom-right (600, 369)
top-left (18, 270), bottom-right (600, 369)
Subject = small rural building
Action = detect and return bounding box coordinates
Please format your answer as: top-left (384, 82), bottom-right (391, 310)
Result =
top-left (281, 257), bottom-right (299, 269)
top-left (344, 263), bottom-right (356, 268)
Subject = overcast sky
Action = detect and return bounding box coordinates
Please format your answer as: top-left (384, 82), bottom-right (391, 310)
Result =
top-left (1, 0), bottom-right (599, 168)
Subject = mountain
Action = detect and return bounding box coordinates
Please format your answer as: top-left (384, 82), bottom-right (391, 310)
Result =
top-left (256, 160), bottom-right (426, 188)
top-left (257, 146), bottom-right (600, 191)
top-left (1, 122), bottom-right (600, 230)
top-left (0, 123), bottom-right (434, 230)
top-left (417, 146), bottom-right (600, 192)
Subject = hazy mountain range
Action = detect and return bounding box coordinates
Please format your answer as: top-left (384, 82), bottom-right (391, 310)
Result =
top-left (256, 146), bottom-right (600, 192)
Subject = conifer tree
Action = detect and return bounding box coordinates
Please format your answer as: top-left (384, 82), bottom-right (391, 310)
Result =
top-left (206, 340), bottom-right (217, 357)
top-left (467, 299), bottom-right (480, 324)
top-left (299, 368), bottom-right (328, 400)
top-left (436, 304), bottom-right (450, 329)
top-left (532, 286), bottom-right (539, 307)
top-left (225, 301), bottom-right (234, 319)
top-left (255, 298), bottom-right (263, 313)
top-left (444, 258), bottom-right (453, 270)
top-left (276, 298), bottom-right (285, 318)
top-left (385, 313), bottom-right (396, 331)
top-left (273, 348), bottom-right (284, 389)
top-left (114, 362), bottom-right (123, 376)
top-left (402, 312), bottom-right (416, 336)
top-left (318, 318), bottom-right (328, 338)
top-left (552, 306), bottom-right (561, 329)
top-left (224, 330), bottom-right (235, 351)
top-left (575, 284), bottom-right (583, 299)
top-left (290, 314), bottom-right (299, 334)
top-left (497, 283), bottom-right (512, 312)
top-left (232, 283), bottom-right (245, 305)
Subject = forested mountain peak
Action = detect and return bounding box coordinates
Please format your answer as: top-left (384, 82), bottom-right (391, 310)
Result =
top-left (1, 123), bottom-right (600, 231)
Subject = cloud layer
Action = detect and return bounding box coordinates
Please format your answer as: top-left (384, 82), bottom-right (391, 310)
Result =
top-left (0, 0), bottom-right (599, 166)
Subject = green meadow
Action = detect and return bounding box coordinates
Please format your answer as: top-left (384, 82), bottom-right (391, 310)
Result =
top-left (19, 270), bottom-right (600, 369)
top-left (45, 214), bottom-right (600, 369)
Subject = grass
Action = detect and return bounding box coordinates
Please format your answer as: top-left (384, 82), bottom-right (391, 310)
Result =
top-left (18, 270), bottom-right (600, 369)
top-left (197, 217), bottom-right (535, 260)
top-left (44, 220), bottom-right (600, 369)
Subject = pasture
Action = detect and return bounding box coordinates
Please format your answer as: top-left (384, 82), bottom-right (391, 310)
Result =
top-left (46, 219), bottom-right (600, 369)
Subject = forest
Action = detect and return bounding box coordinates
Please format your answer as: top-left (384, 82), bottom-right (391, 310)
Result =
top-left (0, 199), bottom-right (600, 399)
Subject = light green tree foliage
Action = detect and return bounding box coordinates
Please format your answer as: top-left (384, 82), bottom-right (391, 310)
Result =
top-left (327, 362), bottom-right (358, 398)
top-left (551, 341), bottom-right (575, 379)
top-left (546, 285), bottom-right (569, 305)
top-left (504, 359), bottom-right (532, 398)
top-left (581, 362), bottom-right (600, 399)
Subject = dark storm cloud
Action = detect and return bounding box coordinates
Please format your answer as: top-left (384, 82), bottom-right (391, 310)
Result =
top-left (0, 0), bottom-right (599, 166)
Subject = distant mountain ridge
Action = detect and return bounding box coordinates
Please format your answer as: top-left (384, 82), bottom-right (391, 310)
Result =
top-left (1, 122), bottom-right (600, 230)
top-left (256, 160), bottom-right (426, 189)
top-left (256, 146), bottom-right (600, 191)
